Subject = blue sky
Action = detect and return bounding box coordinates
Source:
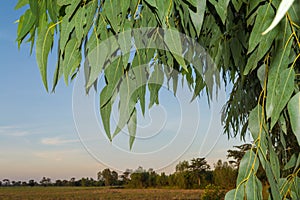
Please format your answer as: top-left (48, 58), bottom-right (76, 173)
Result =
top-left (0, 1), bottom-right (246, 182)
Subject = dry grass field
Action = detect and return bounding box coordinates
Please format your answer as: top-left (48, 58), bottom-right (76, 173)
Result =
top-left (0, 187), bottom-right (204, 200)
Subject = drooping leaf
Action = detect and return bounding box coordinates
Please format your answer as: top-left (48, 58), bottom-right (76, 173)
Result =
top-left (100, 86), bottom-right (116, 141)
top-left (237, 150), bottom-right (259, 184)
top-left (100, 57), bottom-right (123, 107)
top-left (131, 59), bottom-right (148, 116)
top-left (231, 0), bottom-right (244, 11)
top-left (17, 9), bottom-right (36, 41)
top-left (62, 38), bottom-right (81, 84)
top-left (87, 42), bottom-right (110, 88)
top-left (155, 0), bottom-right (169, 26)
top-left (288, 92), bottom-right (300, 145)
top-left (113, 74), bottom-right (138, 137)
top-left (266, 19), bottom-right (292, 121)
top-left (262, 0), bottom-right (295, 35)
top-left (248, 4), bottom-right (275, 54)
top-left (284, 153), bottom-right (297, 170)
top-left (103, 0), bottom-right (119, 32)
top-left (15, 0), bottom-right (29, 10)
top-left (269, 68), bottom-right (295, 128)
top-left (29, 0), bottom-right (39, 17)
top-left (148, 64), bottom-right (164, 108)
top-left (164, 28), bottom-right (187, 71)
top-left (225, 188), bottom-right (244, 200)
top-left (208, 0), bottom-right (230, 24)
top-left (128, 108), bottom-right (137, 150)
top-left (144, 0), bottom-right (157, 9)
top-left (118, 31), bottom-right (132, 67)
top-left (46, 0), bottom-right (58, 23)
top-left (75, 6), bottom-right (85, 42)
top-left (36, 14), bottom-right (54, 92)
top-left (189, 0), bottom-right (206, 37)
top-left (59, 15), bottom-right (75, 51)
top-left (248, 105), bottom-right (264, 141)
top-left (246, 173), bottom-right (263, 200)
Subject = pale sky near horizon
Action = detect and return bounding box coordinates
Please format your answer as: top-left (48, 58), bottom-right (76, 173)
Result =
top-left (0, 1), bottom-right (248, 182)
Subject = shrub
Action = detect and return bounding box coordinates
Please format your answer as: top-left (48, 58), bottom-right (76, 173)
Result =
top-left (201, 184), bottom-right (225, 200)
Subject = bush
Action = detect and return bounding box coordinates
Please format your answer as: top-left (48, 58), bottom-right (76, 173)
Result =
top-left (201, 184), bottom-right (225, 200)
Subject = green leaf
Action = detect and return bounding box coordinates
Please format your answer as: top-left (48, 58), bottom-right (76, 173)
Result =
top-left (60, 15), bottom-right (75, 50)
top-left (164, 28), bottom-right (187, 71)
top-left (57, 0), bottom-right (70, 6)
top-left (100, 57), bottom-right (123, 107)
top-left (288, 92), bottom-right (300, 145)
top-left (75, 7), bottom-right (85, 42)
top-left (231, 0), bottom-right (243, 11)
top-left (248, 4), bottom-right (275, 54)
top-left (284, 153), bottom-right (297, 170)
top-left (208, 0), bottom-right (230, 24)
top-left (269, 141), bottom-right (280, 181)
top-left (36, 14), bottom-right (54, 92)
top-left (100, 86), bottom-right (116, 141)
top-left (46, 0), bottom-right (58, 23)
top-left (266, 19), bottom-right (292, 122)
top-left (128, 108), bottom-right (137, 150)
top-left (17, 9), bottom-right (36, 41)
top-left (113, 74), bottom-right (138, 137)
top-left (120, 0), bottom-right (130, 15)
top-left (62, 38), bottom-right (81, 84)
top-left (186, 0), bottom-right (197, 8)
top-left (131, 59), bottom-right (148, 116)
top-left (264, 158), bottom-right (281, 198)
top-left (248, 105), bottom-right (264, 141)
top-left (189, 0), bottom-right (206, 37)
top-left (64, 0), bottom-right (81, 19)
top-left (269, 68), bottom-right (295, 128)
top-left (145, 0), bottom-right (157, 9)
top-left (87, 42), bottom-right (109, 88)
top-left (257, 64), bottom-right (266, 88)
top-left (15, 0), bottom-right (29, 10)
top-left (289, 0), bottom-right (300, 25)
top-left (225, 188), bottom-right (244, 200)
top-left (155, 0), bottom-right (169, 26)
top-left (103, 0), bottom-right (119, 32)
top-left (246, 173), bottom-right (263, 200)
top-left (237, 150), bottom-right (259, 184)
top-left (148, 64), bottom-right (164, 108)
top-left (247, 0), bottom-right (260, 15)
top-left (244, 20), bottom-right (279, 75)
top-left (262, 0), bottom-right (295, 35)
top-left (29, 0), bottom-right (39, 16)
top-left (118, 31), bottom-right (132, 67)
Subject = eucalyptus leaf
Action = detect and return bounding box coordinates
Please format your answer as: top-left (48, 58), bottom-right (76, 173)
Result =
top-left (128, 108), bottom-right (137, 150)
top-left (36, 14), bottom-right (54, 91)
top-left (288, 92), bottom-right (300, 145)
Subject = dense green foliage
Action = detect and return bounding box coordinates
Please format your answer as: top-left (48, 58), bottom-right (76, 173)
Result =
top-left (15, 0), bottom-right (300, 199)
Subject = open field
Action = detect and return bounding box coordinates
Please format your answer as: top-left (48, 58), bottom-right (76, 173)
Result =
top-left (0, 187), bottom-right (204, 200)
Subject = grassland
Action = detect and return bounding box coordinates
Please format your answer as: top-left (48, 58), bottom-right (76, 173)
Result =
top-left (0, 187), bottom-right (203, 200)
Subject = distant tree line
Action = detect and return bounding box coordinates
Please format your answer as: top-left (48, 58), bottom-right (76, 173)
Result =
top-left (1, 145), bottom-right (252, 190)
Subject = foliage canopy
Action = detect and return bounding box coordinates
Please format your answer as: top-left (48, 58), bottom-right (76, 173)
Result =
top-left (16, 0), bottom-right (300, 199)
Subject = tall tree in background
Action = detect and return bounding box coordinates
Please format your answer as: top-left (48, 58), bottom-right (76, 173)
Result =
top-left (227, 144), bottom-right (252, 168)
top-left (15, 0), bottom-right (300, 199)
top-left (189, 158), bottom-right (210, 186)
top-left (213, 160), bottom-right (236, 189)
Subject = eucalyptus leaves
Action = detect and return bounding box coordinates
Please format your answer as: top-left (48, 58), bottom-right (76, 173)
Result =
top-left (16, 0), bottom-right (299, 199)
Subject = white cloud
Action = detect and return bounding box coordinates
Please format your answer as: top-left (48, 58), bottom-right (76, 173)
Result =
top-left (33, 149), bottom-right (83, 162)
top-left (0, 126), bottom-right (32, 137)
top-left (41, 137), bottom-right (80, 145)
